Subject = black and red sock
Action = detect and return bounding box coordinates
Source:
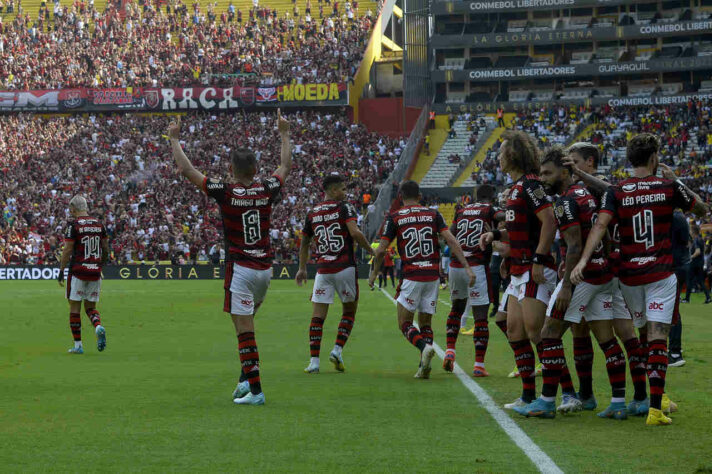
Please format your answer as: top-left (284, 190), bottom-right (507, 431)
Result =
top-left (599, 338), bottom-right (626, 399)
top-left (69, 312), bottom-right (81, 341)
top-left (445, 309), bottom-right (463, 350)
top-left (473, 320), bottom-right (489, 364)
top-left (495, 319), bottom-right (507, 336)
top-left (647, 339), bottom-right (668, 410)
top-left (540, 338), bottom-right (565, 399)
top-left (559, 364), bottom-right (575, 395)
top-left (420, 325), bottom-right (433, 345)
top-left (623, 337), bottom-right (648, 401)
top-left (573, 336), bottom-right (594, 399)
top-left (237, 332), bottom-right (262, 395)
top-left (86, 309), bottom-right (101, 328)
top-left (510, 339), bottom-right (536, 403)
top-left (401, 322), bottom-right (426, 352)
top-left (309, 317), bottom-right (324, 358)
top-left (335, 313), bottom-right (355, 349)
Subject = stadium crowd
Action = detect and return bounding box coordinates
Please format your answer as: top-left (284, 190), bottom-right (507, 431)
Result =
top-left (0, 0), bottom-right (374, 89)
top-left (0, 110), bottom-right (402, 265)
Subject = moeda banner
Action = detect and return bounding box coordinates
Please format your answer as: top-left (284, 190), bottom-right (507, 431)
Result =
top-left (431, 0), bottom-right (657, 14)
top-left (432, 20), bottom-right (712, 47)
top-left (0, 83), bottom-right (348, 113)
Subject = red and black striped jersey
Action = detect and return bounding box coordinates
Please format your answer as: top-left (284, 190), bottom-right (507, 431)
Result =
top-left (303, 200), bottom-right (357, 274)
top-left (381, 205), bottom-right (447, 282)
top-left (600, 176), bottom-right (696, 286)
top-left (505, 174), bottom-right (555, 276)
top-left (64, 216), bottom-right (106, 281)
top-left (554, 184), bottom-right (611, 285)
top-left (450, 202), bottom-right (502, 267)
top-left (203, 175), bottom-right (282, 270)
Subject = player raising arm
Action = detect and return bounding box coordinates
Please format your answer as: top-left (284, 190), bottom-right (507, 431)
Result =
top-left (369, 181), bottom-right (474, 379)
top-left (571, 133), bottom-right (709, 425)
top-left (296, 174), bottom-right (374, 374)
top-left (58, 196), bottom-right (110, 354)
top-left (168, 110), bottom-right (292, 406)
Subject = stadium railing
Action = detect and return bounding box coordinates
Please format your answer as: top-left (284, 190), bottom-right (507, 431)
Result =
top-left (365, 104), bottom-right (430, 240)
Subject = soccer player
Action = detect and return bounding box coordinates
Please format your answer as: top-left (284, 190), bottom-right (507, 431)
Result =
top-left (58, 196), bottom-right (109, 354)
top-left (515, 147), bottom-right (628, 420)
top-left (684, 224), bottom-right (711, 303)
top-left (444, 184), bottom-right (504, 376)
top-left (369, 180), bottom-right (474, 379)
top-left (296, 174), bottom-right (374, 374)
top-left (571, 133), bottom-right (709, 425)
top-left (479, 131), bottom-right (560, 410)
top-left (563, 143), bottom-right (650, 415)
top-left (380, 247), bottom-right (396, 289)
top-left (168, 111), bottom-right (292, 406)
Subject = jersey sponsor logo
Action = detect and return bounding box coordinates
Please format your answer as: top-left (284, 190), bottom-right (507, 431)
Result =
top-left (240, 299), bottom-right (254, 306)
top-left (648, 301), bottom-right (664, 311)
top-left (470, 291), bottom-right (480, 298)
top-left (341, 290), bottom-right (351, 297)
top-left (406, 297), bottom-right (415, 306)
top-left (315, 288), bottom-right (326, 295)
top-left (452, 289), bottom-right (459, 295)
top-left (207, 182), bottom-right (223, 190)
top-left (622, 183), bottom-right (637, 193)
top-left (431, 300), bottom-right (436, 307)
top-left (574, 188), bottom-right (587, 197)
top-left (602, 301), bottom-right (612, 309)
top-left (579, 305), bottom-right (587, 313)
top-left (630, 256), bottom-right (657, 265)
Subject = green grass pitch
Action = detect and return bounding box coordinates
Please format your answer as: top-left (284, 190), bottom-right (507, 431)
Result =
top-left (1, 280), bottom-right (712, 472)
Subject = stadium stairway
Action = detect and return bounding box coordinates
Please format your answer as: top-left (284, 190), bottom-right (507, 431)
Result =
top-left (420, 117), bottom-right (496, 188)
top-left (452, 114), bottom-right (514, 188)
top-left (409, 115), bottom-right (449, 183)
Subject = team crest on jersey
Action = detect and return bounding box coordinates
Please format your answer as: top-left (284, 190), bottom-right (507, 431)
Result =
top-left (555, 205), bottom-right (565, 218)
top-left (533, 187), bottom-right (546, 200)
top-left (622, 184), bottom-right (637, 193)
top-left (232, 187), bottom-right (247, 196)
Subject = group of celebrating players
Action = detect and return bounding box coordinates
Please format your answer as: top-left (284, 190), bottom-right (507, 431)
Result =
top-left (58, 112), bottom-right (708, 425)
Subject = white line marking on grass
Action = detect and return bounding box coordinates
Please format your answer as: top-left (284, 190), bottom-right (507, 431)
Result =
top-left (380, 288), bottom-right (563, 474)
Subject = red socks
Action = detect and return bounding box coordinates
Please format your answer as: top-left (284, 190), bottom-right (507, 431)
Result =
top-left (237, 332), bottom-right (261, 395)
top-left (510, 339), bottom-right (536, 403)
top-left (335, 314), bottom-right (355, 349)
top-left (573, 336), bottom-right (594, 399)
top-left (647, 339), bottom-right (668, 410)
top-left (473, 320), bottom-right (489, 364)
top-left (69, 313), bottom-right (81, 341)
top-left (599, 338), bottom-right (626, 399)
top-left (623, 337), bottom-right (648, 401)
top-left (445, 309), bottom-right (462, 350)
top-left (86, 309), bottom-right (101, 328)
top-left (401, 322), bottom-right (426, 351)
top-left (309, 317), bottom-right (324, 357)
top-left (420, 325), bottom-right (434, 345)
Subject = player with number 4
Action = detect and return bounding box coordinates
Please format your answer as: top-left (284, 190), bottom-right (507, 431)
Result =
top-left (571, 133), bottom-right (709, 425)
top-left (168, 110), bottom-right (292, 406)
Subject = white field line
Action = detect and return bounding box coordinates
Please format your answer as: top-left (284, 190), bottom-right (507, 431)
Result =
top-left (380, 288), bottom-right (563, 474)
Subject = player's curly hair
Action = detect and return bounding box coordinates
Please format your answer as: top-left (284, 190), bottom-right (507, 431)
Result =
top-left (627, 133), bottom-right (660, 168)
top-left (501, 130), bottom-right (540, 175)
top-left (540, 145), bottom-right (567, 167)
top-left (476, 183), bottom-right (496, 202)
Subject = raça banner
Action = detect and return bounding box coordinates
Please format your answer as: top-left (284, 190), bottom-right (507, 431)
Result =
top-left (0, 83), bottom-right (348, 113)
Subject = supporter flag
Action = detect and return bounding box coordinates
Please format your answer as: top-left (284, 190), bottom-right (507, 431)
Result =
top-left (257, 87), bottom-right (277, 102)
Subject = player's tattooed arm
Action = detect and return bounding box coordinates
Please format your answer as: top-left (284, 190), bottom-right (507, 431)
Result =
top-left (168, 116), bottom-right (206, 189)
top-left (295, 234), bottom-right (311, 286)
top-left (556, 223), bottom-right (582, 313)
top-left (273, 109), bottom-right (292, 184)
top-left (659, 164), bottom-right (711, 217)
top-left (562, 155), bottom-right (610, 195)
top-left (346, 220), bottom-right (374, 256)
top-left (571, 210), bottom-right (612, 285)
top-left (58, 240), bottom-right (74, 286)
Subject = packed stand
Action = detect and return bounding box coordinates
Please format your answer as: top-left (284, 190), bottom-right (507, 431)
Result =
top-left (0, 110), bottom-right (402, 265)
top-left (0, 0), bottom-right (375, 90)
